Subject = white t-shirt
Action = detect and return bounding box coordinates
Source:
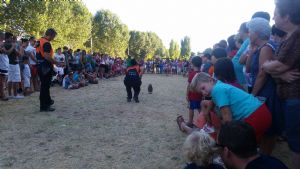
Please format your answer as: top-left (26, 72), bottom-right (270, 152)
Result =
top-left (54, 53), bottom-right (65, 63)
top-left (109, 59), bottom-right (114, 65)
top-left (0, 53), bottom-right (9, 71)
top-left (23, 64), bottom-right (31, 78)
top-left (25, 44), bottom-right (36, 65)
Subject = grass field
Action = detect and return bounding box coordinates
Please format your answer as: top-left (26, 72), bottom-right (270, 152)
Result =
top-left (0, 74), bottom-right (291, 169)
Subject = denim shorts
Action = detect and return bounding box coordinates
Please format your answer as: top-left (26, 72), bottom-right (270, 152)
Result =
top-left (189, 100), bottom-right (201, 110)
top-left (284, 99), bottom-right (300, 153)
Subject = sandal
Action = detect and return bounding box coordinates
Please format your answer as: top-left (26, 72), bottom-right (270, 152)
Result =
top-left (186, 122), bottom-right (196, 128)
top-left (176, 115), bottom-right (185, 132)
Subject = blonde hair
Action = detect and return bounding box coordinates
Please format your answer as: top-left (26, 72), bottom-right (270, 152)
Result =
top-left (190, 72), bottom-right (213, 91)
top-left (183, 131), bottom-right (216, 167)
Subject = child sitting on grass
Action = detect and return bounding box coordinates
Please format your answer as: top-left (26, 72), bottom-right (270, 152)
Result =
top-left (62, 72), bottom-right (79, 90)
top-left (183, 131), bottom-right (224, 169)
top-left (83, 69), bottom-right (98, 84)
top-left (73, 70), bottom-right (88, 87)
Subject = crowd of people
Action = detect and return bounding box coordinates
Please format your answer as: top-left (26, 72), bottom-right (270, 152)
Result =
top-left (144, 59), bottom-right (190, 76)
top-left (0, 31), bottom-right (127, 101)
top-left (177, 1), bottom-right (300, 169)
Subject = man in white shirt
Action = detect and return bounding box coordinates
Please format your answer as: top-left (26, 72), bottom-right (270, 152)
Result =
top-left (25, 36), bottom-right (39, 91)
top-left (54, 47), bottom-right (65, 76)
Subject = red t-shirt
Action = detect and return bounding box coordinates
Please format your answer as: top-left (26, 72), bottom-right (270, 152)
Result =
top-left (188, 70), bottom-right (202, 101)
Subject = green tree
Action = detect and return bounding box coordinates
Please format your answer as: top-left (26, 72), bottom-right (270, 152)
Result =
top-left (169, 39), bottom-right (180, 59)
top-left (128, 31), bottom-right (146, 58)
top-left (92, 10), bottom-right (129, 58)
top-left (0, 0), bottom-right (47, 36)
top-left (180, 36), bottom-right (191, 59)
top-left (1, 1), bottom-right (92, 50)
top-left (128, 31), bottom-right (164, 59)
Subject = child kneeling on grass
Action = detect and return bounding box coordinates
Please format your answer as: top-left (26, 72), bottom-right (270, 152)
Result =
top-left (183, 131), bottom-right (224, 169)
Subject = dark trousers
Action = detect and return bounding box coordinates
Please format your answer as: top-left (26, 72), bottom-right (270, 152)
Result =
top-left (124, 79), bottom-right (141, 99)
top-left (38, 69), bottom-right (52, 109)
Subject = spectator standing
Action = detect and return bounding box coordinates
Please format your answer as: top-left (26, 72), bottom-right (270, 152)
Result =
top-left (186, 56), bottom-right (202, 127)
top-left (0, 31), bottom-right (9, 101)
top-left (263, 1), bottom-right (300, 168)
top-left (25, 36), bottom-right (39, 91)
top-left (62, 46), bottom-right (70, 75)
top-left (5, 32), bottom-right (24, 99)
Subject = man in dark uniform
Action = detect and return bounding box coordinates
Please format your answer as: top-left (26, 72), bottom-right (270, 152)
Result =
top-left (36, 28), bottom-right (59, 112)
top-left (124, 59), bottom-right (142, 103)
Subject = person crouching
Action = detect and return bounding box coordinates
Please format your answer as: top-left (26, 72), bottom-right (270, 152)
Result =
top-left (124, 58), bottom-right (142, 103)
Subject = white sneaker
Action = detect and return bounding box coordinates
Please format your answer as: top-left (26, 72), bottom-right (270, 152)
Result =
top-left (13, 95), bottom-right (24, 99)
top-left (202, 123), bottom-right (215, 134)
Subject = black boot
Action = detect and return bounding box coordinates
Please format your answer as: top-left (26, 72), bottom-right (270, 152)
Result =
top-left (133, 97), bottom-right (139, 103)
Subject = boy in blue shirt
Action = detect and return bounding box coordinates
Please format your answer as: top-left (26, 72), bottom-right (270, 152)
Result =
top-left (190, 72), bottom-right (271, 142)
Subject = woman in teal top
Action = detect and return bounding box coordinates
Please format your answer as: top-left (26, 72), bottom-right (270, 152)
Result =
top-left (191, 72), bottom-right (271, 142)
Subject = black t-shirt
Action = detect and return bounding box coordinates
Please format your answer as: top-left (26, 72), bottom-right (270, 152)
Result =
top-left (43, 42), bottom-right (52, 53)
top-left (4, 42), bottom-right (18, 65)
top-left (245, 155), bottom-right (289, 169)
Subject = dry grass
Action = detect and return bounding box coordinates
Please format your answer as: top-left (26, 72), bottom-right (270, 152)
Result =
top-left (0, 74), bottom-right (291, 169)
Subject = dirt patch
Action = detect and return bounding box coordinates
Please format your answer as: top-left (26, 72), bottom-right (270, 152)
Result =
top-left (0, 74), bottom-right (291, 169)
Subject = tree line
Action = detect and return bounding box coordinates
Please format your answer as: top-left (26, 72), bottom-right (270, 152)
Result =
top-left (1, 0), bottom-right (191, 59)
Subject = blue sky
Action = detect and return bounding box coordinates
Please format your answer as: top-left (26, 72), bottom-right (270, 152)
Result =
top-left (83, 0), bottom-right (275, 52)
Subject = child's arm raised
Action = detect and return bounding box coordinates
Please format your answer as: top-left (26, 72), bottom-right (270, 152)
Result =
top-left (220, 106), bottom-right (232, 123)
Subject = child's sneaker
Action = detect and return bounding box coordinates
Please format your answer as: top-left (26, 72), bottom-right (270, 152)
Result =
top-left (202, 123), bottom-right (215, 134)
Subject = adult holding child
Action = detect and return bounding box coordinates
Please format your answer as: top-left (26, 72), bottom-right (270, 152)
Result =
top-left (262, 0), bottom-right (300, 168)
top-left (36, 28), bottom-right (59, 112)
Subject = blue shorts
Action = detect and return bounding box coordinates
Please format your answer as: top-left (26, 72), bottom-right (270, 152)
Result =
top-left (189, 100), bottom-right (201, 110)
top-left (284, 99), bottom-right (300, 153)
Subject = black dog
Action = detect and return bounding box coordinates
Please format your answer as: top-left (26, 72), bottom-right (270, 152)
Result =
top-left (148, 84), bottom-right (153, 94)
